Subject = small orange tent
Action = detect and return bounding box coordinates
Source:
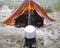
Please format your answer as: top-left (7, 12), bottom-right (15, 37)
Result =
top-left (4, 0), bottom-right (54, 27)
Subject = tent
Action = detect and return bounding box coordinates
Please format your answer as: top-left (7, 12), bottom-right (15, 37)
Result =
top-left (4, 0), bottom-right (54, 27)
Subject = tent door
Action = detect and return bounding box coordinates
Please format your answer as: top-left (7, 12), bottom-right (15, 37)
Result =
top-left (14, 10), bottom-right (43, 28)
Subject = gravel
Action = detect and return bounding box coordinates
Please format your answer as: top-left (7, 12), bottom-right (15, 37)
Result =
top-left (0, 9), bottom-right (60, 48)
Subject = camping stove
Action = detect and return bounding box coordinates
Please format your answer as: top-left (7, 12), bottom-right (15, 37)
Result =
top-left (24, 25), bottom-right (37, 48)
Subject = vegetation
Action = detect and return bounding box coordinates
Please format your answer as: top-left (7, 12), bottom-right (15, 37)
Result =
top-left (0, 0), bottom-right (60, 11)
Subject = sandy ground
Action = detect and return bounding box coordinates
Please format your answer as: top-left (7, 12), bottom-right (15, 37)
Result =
top-left (0, 9), bottom-right (60, 48)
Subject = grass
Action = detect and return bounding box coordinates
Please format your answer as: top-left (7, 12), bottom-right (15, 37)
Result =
top-left (0, 0), bottom-right (60, 12)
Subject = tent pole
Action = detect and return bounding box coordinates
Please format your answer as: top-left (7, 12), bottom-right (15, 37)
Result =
top-left (28, 1), bottom-right (30, 25)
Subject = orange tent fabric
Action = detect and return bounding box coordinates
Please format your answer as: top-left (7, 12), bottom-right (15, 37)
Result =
top-left (4, 0), bottom-right (54, 26)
